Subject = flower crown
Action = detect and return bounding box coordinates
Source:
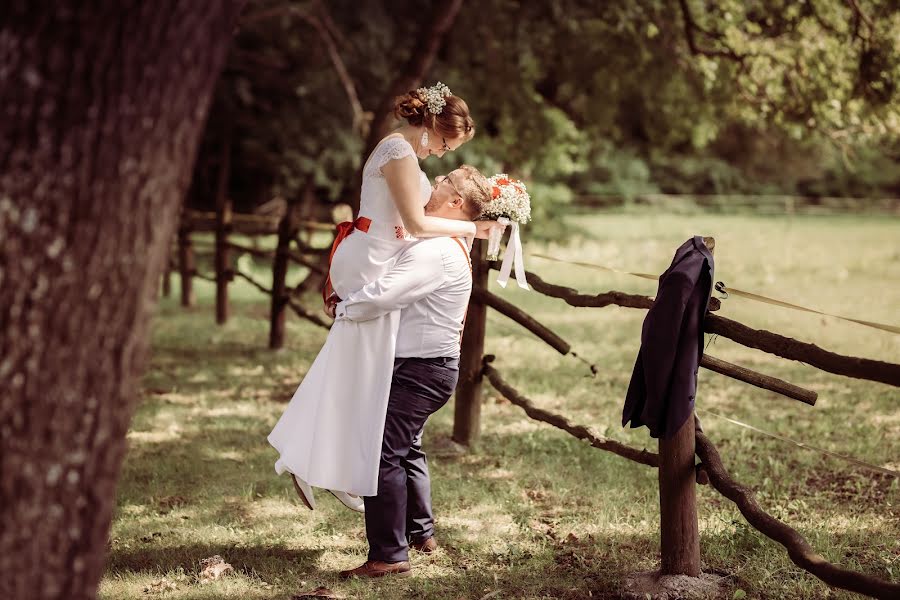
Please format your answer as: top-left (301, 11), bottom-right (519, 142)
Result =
top-left (416, 82), bottom-right (452, 115)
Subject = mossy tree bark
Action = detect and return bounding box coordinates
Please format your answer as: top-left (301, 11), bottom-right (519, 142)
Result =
top-left (0, 2), bottom-right (243, 598)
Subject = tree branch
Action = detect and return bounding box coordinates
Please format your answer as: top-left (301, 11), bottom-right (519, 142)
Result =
top-left (362, 0), bottom-right (465, 157)
top-left (238, 2), bottom-right (367, 135)
top-left (676, 0), bottom-right (746, 62)
top-left (845, 0), bottom-right (874, 38)
top-left (300, 12), bottom-right (368, 137)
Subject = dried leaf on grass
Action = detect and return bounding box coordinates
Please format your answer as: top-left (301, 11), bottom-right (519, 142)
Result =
top-left (199, 555), bottom-right (234, 583)
top-left (143, 579), bottom-right (178, 594)
top-left (291, 586), bottom-right (345, 599)
top-left (157, 495), bottom-right (188, 514)
top-left (140, 531), bottom-right (163, 543)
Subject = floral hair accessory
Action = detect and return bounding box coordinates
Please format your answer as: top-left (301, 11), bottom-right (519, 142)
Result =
top-left (482, 174), bottom-right (531, 290)
top-left (416, 81), bottom-right (452, 115)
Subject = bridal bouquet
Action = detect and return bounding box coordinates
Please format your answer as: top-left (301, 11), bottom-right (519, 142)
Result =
top-left (481, 174), bottom-right (531, 289)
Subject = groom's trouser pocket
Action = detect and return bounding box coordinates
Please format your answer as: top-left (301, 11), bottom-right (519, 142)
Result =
top-left (391, 357), bottom-right (459, 409)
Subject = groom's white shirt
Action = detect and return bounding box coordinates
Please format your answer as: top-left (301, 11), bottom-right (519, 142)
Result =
top-left (334, 237), bottom-right (472, 359)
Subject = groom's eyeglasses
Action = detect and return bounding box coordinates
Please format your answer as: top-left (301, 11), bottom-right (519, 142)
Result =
top-left (441, 137), bottom-right (451, 152)
top-left (443, 173), bottom-right (463, 199)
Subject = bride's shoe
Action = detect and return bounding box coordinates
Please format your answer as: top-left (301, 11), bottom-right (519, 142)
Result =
top-left (329, 490), bottom-right (365, 513)
top-left (291, 475), bottom-right (316, 510)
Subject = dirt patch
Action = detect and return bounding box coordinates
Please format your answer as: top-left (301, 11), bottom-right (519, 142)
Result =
top-left (622, 570), bottom-right (726, 600)
top-left (802, 470), bottom-right (895, 504)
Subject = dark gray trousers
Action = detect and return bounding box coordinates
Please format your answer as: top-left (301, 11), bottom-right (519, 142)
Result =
top-left (364, 356), bottom-right (459, 563)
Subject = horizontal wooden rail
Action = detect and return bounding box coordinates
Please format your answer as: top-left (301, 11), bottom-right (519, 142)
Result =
top-left (232, 269), bottom-right (270, 296)
top-left (473, 284), bottom-right (816, 405)
top-left (503, 265), bottom-right (655, 310)
top-left (487, 263), bottom-right (900, 388)
top-left (293, 235), bottom-right (330, 256)
top-left (232, 269), bottom-right (331, 330)
top-left (695, 427), bottom-right (900, 599)
top-left (226, 240), bottom-right (328, 275)
top-left (473, 287), bottom-right (570, 355)
top-left (286, 298), bottom-right (331, 330)
top-left (187, 210), bottom-right (330, 233)
top-left (700, 355), bottom-right (818, 405)
top-left (482, 356), bottom-right (659, 468)
top-left (705, 314), bottom-right (900, 387)
top-left (185, 210), bottom-right (280, 235)
top-left (226, 241), bottom-right (275, 258)
top-left (285, 248), bottom-right (328, 275)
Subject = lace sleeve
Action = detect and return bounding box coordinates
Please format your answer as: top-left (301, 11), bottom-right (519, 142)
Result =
top-left (365, 137), bottom-right (416, 178)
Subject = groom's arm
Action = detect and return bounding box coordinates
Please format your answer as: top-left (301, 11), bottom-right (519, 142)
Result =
top-left (334, 242), bottom-right (446, 322)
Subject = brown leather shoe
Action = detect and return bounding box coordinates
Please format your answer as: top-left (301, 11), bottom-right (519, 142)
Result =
top-left (410, 537), bottom-right (438, 553)
top-left (339, 560), bottom-right (411, 579)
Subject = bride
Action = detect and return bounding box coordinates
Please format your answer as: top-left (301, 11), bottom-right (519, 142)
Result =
top-left (268, 83), bottom-right (500, 512)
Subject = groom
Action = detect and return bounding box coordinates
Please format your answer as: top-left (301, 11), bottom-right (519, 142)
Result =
top-left (328, 165), bottom-right (493, 579)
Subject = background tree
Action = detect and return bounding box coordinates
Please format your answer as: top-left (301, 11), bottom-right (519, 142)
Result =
top-left (195, 0), bottom-right (898, 240)
top-left (0, 2), bottom-right (243, 599)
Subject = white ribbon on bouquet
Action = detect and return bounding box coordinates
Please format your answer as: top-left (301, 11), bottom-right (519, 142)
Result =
top-left (489, 217), bottom-right (529, 290)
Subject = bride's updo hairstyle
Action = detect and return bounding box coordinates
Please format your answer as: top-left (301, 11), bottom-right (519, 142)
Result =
top-left (393, 88), bottom-right (476, 142)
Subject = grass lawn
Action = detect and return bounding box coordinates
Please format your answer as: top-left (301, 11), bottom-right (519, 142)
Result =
top-left (101, 212), bottom-right (899, 599)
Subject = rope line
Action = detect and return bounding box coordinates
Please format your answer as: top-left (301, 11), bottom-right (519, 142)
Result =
top-left (530, 252), bottom-right (899, 335)
top-left (696, 408), bottom-right (899, 478)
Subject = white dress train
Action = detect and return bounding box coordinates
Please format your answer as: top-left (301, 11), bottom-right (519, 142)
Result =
top-left (267, 136), bottom-right (431, 497)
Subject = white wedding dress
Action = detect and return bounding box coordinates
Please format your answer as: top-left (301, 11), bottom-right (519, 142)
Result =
top-left (267, 136), bottom-right (431, 497)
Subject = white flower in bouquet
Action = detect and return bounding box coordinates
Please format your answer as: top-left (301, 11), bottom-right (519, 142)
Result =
top-left (481, 174), bottom-right (531, 225)
top-left (481, 175), bottom-right (531, 290)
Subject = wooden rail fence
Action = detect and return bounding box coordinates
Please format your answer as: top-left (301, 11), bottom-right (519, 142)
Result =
top-left (164, 206), bottom-right (898, 597)
top-left (453, 237), bottom-right (899, 599)
top-left (169, 207), bottom-right (334, 347)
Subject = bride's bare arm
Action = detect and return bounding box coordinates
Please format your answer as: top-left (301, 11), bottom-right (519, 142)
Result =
top-left (382, 156), bottom-right (477, 239)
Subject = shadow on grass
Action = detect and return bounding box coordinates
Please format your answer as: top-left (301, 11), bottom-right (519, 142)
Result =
top-left (106, 542), bottom-right (323, 580)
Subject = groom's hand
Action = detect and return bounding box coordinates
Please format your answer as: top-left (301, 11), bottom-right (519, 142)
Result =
top-left (324, 292), bottom-right (340, 318)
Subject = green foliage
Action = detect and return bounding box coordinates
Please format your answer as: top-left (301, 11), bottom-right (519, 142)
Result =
top-left (194, 0), bottom-right (900, 235)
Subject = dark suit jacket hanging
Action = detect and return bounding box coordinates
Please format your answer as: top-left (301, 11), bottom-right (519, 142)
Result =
top-left (622, 236), bottom-right (715, 439)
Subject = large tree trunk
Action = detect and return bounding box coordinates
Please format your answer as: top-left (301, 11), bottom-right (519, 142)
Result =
top-left (0, 2), bottom-right (243, 599)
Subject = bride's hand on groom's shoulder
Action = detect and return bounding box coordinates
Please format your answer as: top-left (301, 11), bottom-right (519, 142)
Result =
top-left (474, 220), bottom-right (506, 240)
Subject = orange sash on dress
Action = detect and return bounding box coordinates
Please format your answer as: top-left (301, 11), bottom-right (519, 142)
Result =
top-left (322, 217), bottom-right (371, 304)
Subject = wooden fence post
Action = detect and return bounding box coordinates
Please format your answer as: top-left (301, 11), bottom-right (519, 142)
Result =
top-left (214, 196), bottom-right (232, 324)
top-left (657, 236), bottom-right (714, 577)
top-left (214, 131), bottom-right (232, 325)
top-left (453, 239), bottom-right (489, 446)
top-left (658, 414), bottom-right (701, 576)
top-left (269, 195), bottom-right (303, 349)
top-left (177, 224), bottom-right (195, 307)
